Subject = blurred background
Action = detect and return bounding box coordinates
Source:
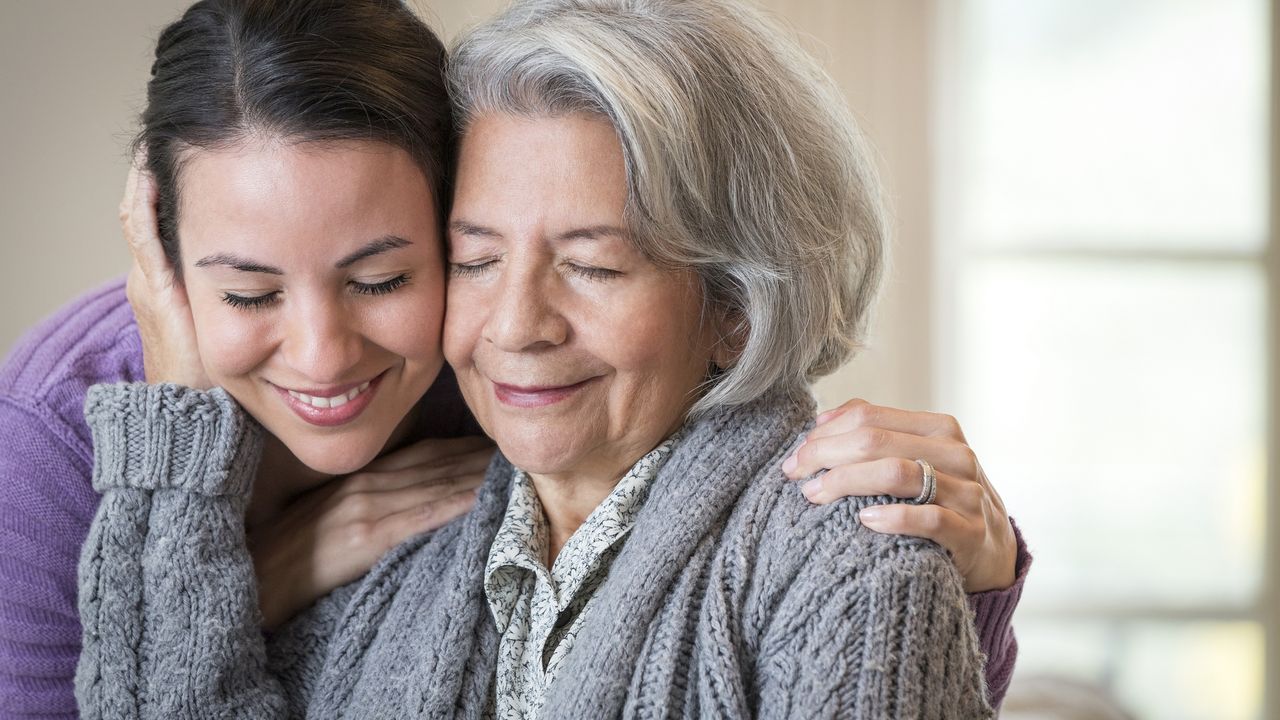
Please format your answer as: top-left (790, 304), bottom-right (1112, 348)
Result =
top-left (0, 1), bottom-right (1272, 718)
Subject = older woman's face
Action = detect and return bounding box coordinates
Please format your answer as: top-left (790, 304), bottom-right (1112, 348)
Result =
top-left (446, 113), bottom-right (720, 480)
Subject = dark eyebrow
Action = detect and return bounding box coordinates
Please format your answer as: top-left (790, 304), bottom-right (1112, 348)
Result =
top-left (193, 254), bottom-right (284, 275)
top-left (335, 235), bottom-right (413, 269)
top-left (192, 235), bottom-right (412, 274)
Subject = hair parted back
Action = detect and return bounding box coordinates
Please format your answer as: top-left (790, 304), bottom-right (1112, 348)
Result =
top-left (137, 0), bottom-right (453, 272)
top-left (448, 0), bottom-right (888, 415)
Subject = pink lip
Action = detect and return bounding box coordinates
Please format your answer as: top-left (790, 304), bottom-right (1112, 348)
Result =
top-left (271, 371), bottom-right (386, 427)
top-left (492, 378), bottom-right (596, 408)
top-left (287, 378), bottom-right (369, 398)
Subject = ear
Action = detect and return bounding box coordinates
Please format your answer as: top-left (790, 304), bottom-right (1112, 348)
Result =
top-left (708, 308), bottom-right (747, 371)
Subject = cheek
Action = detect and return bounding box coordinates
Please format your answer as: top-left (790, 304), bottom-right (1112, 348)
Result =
top-left (443, 283), bottom-right (485, 368)
top-left (187, 295), bottom-right (275, 381)
top-left (599, 283), bottom-right (709, 381)
top-left (363, 276), bottom-right (448, 365)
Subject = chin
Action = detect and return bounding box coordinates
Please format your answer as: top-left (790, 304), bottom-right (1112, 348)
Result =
top-left (281, 433), bottom-right (384, 476)
top-left (493, 429), bottom-right (584, 476)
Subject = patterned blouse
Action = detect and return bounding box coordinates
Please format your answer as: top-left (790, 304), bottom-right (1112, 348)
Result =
top-left (482, 437), bottom-right (679, 720)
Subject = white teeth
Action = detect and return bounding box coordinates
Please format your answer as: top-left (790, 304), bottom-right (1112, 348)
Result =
top-left (288, 380), bottom-right (372, 410)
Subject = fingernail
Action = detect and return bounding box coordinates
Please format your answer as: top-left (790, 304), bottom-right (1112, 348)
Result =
top-left (801, 476), bottom-right (822, 499)
top-left (782, 451), bottom-right (798, 475)
top-left (859, 506), bottom-right (883, 524)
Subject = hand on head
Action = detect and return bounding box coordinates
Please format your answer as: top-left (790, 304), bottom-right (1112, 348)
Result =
top-left (122, 157), bottom-right (211, 389)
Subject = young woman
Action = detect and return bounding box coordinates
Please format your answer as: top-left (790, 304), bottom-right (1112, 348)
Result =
top-left (0, 0), bottom-right (1026, 716)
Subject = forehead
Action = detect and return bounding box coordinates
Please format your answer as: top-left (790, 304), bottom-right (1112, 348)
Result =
top-left (450, 113), bottom-right (627, 223)
top-left (176, 138), bottom-right (438, 258)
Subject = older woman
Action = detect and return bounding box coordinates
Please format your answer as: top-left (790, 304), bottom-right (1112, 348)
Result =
top-left (76, 0), bottom-right (1013, 717)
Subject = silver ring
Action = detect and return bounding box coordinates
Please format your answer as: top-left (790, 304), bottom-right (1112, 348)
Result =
top-left (913, 458), bottom-right (937, 505)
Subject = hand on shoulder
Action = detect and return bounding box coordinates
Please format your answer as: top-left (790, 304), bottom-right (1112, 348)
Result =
top-left (783, 398), bottom-right (1017, 593)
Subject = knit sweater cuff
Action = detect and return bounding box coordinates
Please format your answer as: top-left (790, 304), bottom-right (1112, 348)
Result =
top-left (84, 382), bottom-right (262, 497)
top-left (968, 517), bottom-right (1031, 698)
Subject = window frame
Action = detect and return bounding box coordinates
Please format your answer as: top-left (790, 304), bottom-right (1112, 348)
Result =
top-left (931, 0), bottom-right (1276, 715)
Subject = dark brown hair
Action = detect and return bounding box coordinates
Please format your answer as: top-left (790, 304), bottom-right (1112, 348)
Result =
top-left (136, 0), bottom-right (453, 273)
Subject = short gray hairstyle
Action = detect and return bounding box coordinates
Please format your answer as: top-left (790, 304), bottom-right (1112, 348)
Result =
top-left (448, 0), bottom-right (887, 415)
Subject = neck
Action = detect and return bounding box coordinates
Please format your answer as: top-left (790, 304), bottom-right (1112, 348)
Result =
top-left (245, 435), bottom-right (328, 529)
top-left (525, 420), bottom-right (688, 566)
top-left (528, 470), bottom-right (624, 566)
top-left (246, 406), bottom-right (422, 529)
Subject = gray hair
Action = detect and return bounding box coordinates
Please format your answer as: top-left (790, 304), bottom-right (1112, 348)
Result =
top-left (448, 0), bottom-right (887, 415)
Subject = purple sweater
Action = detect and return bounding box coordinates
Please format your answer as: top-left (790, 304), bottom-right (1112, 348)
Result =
top-left (0, 280), bottom-right (1029, 718)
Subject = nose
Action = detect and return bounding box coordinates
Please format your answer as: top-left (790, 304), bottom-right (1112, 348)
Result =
top-left (483, 261), bottom-right (569, 352)
top-left (280, 292), bottom-right (365, 384)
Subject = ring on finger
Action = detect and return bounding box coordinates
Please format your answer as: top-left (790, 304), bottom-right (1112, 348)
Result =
top-left (913, 458), bottom-right (937, 505)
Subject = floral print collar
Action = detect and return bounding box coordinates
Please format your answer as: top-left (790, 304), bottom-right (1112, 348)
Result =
top-left (483, 434), bottom-right (680, 719)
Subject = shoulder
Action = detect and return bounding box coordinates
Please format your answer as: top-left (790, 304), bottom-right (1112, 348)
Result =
top-left (736, 451), bottom-right (964, 617)
top-left (745, 479), bottom-right (993, 719)
top-left (0, 278), bottom-right (143, 462)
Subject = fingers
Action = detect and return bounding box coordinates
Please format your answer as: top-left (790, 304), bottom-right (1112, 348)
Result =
top-left (119, 163), bottom-right (139, 226)
top-left (363, 435), bottom-right (495, 473)
top-left (341, 451), bottom-right (492, 494)
top-left (335, 472), bottom-right (485, 521)
top-left (855, 501), bottom-right (973, 552)
top-left (250, 476), bottom-right (481, 628)
top-left (801, 458), bottom-right (983, 515)
top-left (122, 164), bottom-right (172, 289)
top-left (785, 427), bottom-right (979, 482)
top-left (371, 486), bottom-right (479, 552)
top-left (810, 399), bottom-right (965, 443)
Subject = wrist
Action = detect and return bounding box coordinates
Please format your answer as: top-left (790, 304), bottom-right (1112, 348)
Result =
top-left (84, 382), bottom-right (261, 496)
top-left (251, 541), bottom-right (298, 631)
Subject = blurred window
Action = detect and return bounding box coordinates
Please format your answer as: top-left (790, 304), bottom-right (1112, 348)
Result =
top-left (937, 1), bottom-right (1270, 717)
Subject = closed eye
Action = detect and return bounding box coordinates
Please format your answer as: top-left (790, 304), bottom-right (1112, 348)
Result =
top-left (351, 273), bottom-right (411, 296)
top-left (221, 291), bottom-right (279, 311)
top-left (565, 263), bottom-right (622, 281)
top-left (450, 259), bottom-right (499, 278)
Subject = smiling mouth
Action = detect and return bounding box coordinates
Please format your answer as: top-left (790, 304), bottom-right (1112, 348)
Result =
top-left (492, 377), bottom-right (596, 408)
top-left (272, 371), bottom-right (386, 427)
top-left (287, 381), bottom-right (371, 409)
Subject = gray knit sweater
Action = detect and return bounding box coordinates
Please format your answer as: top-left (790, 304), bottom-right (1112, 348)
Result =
top-left (76, 382), bottom-right (993, 719)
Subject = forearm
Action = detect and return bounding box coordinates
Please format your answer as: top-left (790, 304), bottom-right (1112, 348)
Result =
top-left (75, 383), bottom-right (289, 719)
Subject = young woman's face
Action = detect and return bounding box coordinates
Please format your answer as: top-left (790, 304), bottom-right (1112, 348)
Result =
top-left (177, 139), bottom-right (446, 475)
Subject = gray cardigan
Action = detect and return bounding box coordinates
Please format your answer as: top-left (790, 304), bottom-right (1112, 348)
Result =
top-left (75, 382), bottom-right (993, 719)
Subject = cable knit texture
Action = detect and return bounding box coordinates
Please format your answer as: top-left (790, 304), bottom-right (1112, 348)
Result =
top-left (83, 384), bottom-right (262, 497)
top-left (77, 381), bottom-right (996, 718)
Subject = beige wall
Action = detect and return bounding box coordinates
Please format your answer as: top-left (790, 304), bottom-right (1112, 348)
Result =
top-left (0, 0), bottom-right (934, 412)
top-left (0, 1), bottom-right (192, 351)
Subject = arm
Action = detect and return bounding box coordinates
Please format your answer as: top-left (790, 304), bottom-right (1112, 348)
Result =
top-left (966, 518), bottom-right (1032, 708)
top-left (756, 528), bottom-right (994, 719)
top-left (75, 383), bottom-right (324, 719)
top-left (0, 399), bottom-right (93, 720)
